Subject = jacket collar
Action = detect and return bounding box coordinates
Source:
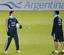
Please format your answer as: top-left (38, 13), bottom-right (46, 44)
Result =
top-left (9, 15), bottom-right (14, 19)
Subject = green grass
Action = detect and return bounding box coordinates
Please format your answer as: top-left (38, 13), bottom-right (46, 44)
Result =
top-left (0, 11), bottom-right (64, 55)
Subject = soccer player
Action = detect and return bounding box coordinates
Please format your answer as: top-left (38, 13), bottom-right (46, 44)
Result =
top-left (51, 11), bottom-right (64, 54)
top-left (4, 11), bottom-right (22, 54)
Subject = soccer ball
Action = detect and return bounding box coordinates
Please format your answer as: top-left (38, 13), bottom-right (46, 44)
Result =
top-left (16, 23), bottom-right (20, 28)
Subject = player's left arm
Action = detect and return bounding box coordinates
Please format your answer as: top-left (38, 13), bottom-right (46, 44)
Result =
top-left (16, 19), bottom-right (22, 29)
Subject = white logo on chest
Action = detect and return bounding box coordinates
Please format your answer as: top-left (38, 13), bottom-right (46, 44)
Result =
top-left (58, 18), bottom-right (62, 26)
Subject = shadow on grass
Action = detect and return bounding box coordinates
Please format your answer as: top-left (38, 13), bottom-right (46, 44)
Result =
top-left (0, 52), bottom-right (24, 55)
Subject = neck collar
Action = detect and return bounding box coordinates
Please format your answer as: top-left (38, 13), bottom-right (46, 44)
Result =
top-left (9, 15), bottom-right (14, 19)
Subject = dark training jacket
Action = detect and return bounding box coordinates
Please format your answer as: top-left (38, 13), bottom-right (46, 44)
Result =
top-left (51, 15), bottom-right (63, 36)
top-left (7, 16), bottom-right (22, 36)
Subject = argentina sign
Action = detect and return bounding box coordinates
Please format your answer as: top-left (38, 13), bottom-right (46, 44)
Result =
top-left (0, 0), bottom-right (64, 10)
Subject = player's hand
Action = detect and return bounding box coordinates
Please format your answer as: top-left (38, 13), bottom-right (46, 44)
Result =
top-left (53, 34), bottom-right (55, 40)
top-left (7, 31), bottom-right (10, 36)
top-left (51, 33), bottom-right (54, 37)
top-left (51, 33), bottom-right (55, 40)
top-left (19, 25), bottom-right (22, 29)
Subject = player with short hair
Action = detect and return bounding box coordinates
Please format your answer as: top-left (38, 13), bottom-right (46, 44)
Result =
top-left (51, 11), bottom-right (64, 54)
top-left (4, 11), bottom-right (22, 54)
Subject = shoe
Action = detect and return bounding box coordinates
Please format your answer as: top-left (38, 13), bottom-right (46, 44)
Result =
top-left (52, 51), bottom-right (58, 54)
top-left (4, 51), bottom-right (7, 54)
top-left (16, 50), bottom-right (21, 53)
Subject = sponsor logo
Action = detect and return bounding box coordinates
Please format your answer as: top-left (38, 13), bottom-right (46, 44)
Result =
top-left (0, 1), bottom-right (64, 10)
top-left (0, 2), bottom-right (22, 9)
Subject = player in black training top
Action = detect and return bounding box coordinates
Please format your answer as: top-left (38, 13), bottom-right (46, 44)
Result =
top-left (4, 11), bottom-right (22, 54)
top-left (51, 11), bottom-right (64, 54)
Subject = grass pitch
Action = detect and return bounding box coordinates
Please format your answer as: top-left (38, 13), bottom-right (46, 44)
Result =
top-left (0, 11), bottom-right (64, 55)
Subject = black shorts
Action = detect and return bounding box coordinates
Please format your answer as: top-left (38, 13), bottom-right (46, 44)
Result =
top-left (7, 31), bottom-right (18, 37)
top-left (54, 33), bottom-right (64, 42)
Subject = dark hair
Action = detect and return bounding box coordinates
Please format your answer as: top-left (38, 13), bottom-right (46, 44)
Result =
top-left (9, 11), bottom-right (14, 15)
top-left (55, 11), bottom-right (59, 15)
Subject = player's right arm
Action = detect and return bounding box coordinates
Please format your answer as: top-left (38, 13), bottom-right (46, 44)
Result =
top-left (51, 18), bottom-right (55, 37)
top-left (6, 18), bottom-right (8, 32)
top-left (6, 18), bottom-right (10, 35)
